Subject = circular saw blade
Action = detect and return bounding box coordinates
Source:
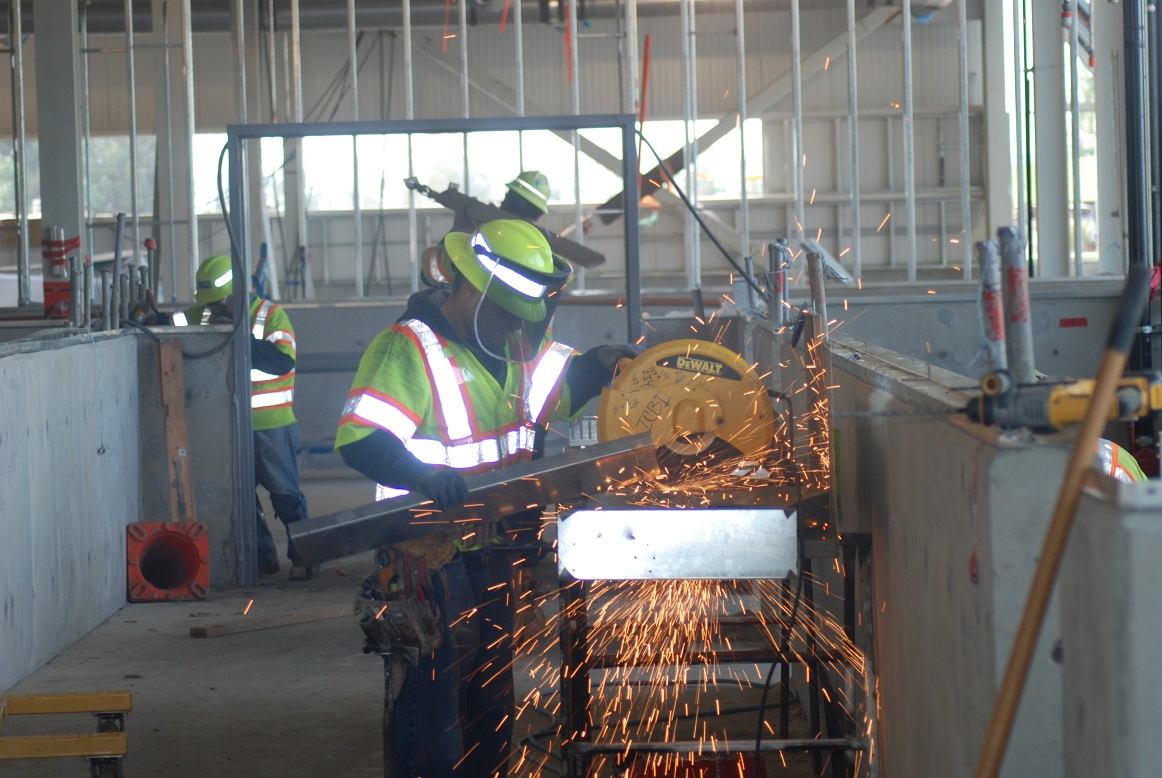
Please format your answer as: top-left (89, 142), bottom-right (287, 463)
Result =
top-left (597, 340), bottom-right (774, 466)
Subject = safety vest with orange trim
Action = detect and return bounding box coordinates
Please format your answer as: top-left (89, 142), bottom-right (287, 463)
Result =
top-left (335, 319), bottom-right (577, 501)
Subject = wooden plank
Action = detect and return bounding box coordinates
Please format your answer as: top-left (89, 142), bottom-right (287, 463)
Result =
top-left (0, 699), bottom-right (6, 735)
top-left (3, 692), bottom-right (132, 716)
top-left (189, 605), bottom-right (351, 638)
top-left (158, 338), bottom-right (197, 522)
top-left (0, 732), bottom-right (128, 760)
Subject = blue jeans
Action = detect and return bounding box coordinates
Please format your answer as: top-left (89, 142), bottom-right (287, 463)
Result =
top-left (254, 422), bottom-right (309, 566)
top-left (395, 552), bottom-right (516, 777)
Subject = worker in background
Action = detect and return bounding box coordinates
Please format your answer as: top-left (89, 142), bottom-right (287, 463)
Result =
top-left (335, 219), bottom-right (639, 777)
top-left (422, 170), bottom-right (553, 287)
top-left (158, 255), bottom-right (315, 580)
top-left (1095, 438), bottom-right (1148, 483)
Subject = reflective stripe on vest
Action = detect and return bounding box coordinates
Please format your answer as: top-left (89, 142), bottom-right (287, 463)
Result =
top-left (526, 341), bottom-right (572, 423)
top-left (1095, 439), bottom-right (1139, 484)
top-left (252, 388), bottom-right (294, 409)
top-left (401, 321), bottom-right (474, 442)
top-left (252, 300), bottom-right (272, 339)
top-left (342, 391), bottom-right (420, 441)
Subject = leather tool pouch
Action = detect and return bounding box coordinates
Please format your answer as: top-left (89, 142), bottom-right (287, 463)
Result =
top-left (355, 548), bottom-right (444, 661)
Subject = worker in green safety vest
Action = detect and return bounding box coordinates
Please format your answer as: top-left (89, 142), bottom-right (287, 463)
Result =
top-left (164, 254), bottom-right (315, 580)
top-left (336, 219), bottom-right (639, 777)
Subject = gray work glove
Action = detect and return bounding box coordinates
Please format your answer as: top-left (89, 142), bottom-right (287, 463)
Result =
top-left (412, 468), bottom-right (468, 511)
top-left (593, 343), bottom-right (645, 374)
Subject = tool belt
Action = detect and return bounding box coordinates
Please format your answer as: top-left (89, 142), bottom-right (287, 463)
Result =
top-left (354, 547), bottom-right (444, 662)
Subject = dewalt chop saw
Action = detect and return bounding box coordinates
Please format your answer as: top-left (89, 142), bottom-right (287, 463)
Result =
top-left (557, 340), bottom-right (806, 580)
top-left (595, 340), bottom-right (777, 476)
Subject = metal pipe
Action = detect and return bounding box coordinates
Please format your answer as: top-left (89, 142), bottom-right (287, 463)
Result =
top-left (791, 0), bottom-right (804, 244)
top-left (11, 0), bottom-right (30, 307)
top-left (162, 1), bottom-right (177, 302)
top-left (975, 240), bottom-right (1006, 372)
top-left (846, 0), bottom-right (861, 281)
top-left (83, 260), bottom-right (93, 331)
top-left (806, 251), bottom-right (829, 346)
top-left (291, 0), bottom-right (310, 298)
top-left (182, 0), bottom-right (198, 297)
top-left (266, 0), bottom-right (277, 118)
top-left (1012, 0), bottom-right (1027, 240)
top-left (997, 226), bottom-right (1035, 383)
top-left (736, 0), bottom-right (750, 273)
top-left (404, 0), bottom-right (419, 294)
top-left (680, 0), bottom-right (699, 291)
top-left (101, 269), bottom-right (112, 331)
top-left (569, 0), bottom-right (585, 290)
top-left (459, 0), bottom-right (469, 190)
top-left (515, 0), bottom-right (525, 117)
top-left (624, 0), bottom-right (639, 119)
top-left (957, 0), bottom-right (971, 280)
top-left (80, 1), bottom-right (95, 285)
top-left (111, 214), bottom-right (126, 329)
top-left (69, 256), bottom-right (80, 328)
top-left (1069, 2), bottom-right (1083, 277)
top-left (457, 0), bottom-right (467, 193)
top-left (1126, 0), bottom-right (1154, 374)
top-left (902, 0), bottom-right (917, 281)
top-left (349, 0), bottom-right (364, 297)
top-left (124, 0), bottom-right (142, 274)
top-left (119, 273), bottom-right (130, 322)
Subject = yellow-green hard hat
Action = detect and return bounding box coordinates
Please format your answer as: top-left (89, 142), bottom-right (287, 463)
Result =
top-left (505, 170), bottom-right (550, 215)
top-left (194, 254), bottom-right (233, 304)
top-left (443, 219), bottom-right (572, 322)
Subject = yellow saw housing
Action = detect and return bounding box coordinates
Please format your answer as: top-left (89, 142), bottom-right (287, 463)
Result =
top-left (597, 340), bottom-right (774, 460)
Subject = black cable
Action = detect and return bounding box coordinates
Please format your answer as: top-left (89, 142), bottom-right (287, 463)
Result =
top-left (178, 143), bottom-right (244, 361)
top-left (634, 130), bottom-right (765, 298)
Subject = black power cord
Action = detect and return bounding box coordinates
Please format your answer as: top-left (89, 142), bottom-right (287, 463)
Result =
top-left (634, 130), bottom-right (766, 300)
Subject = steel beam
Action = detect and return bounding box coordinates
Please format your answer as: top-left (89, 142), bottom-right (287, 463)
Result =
top-left (290, 434), bottom-right (659, 565)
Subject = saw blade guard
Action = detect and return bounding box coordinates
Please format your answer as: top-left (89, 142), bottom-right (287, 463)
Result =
top-left (597, 340), bottom-right (775, 462)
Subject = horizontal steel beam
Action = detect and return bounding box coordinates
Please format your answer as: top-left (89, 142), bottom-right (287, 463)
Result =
top-left (290, 434), bottom-right (659, 565)
top-left (568, 737), bottom-right (869, 756)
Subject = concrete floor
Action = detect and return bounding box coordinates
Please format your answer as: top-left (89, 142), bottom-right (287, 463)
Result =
top-left (2, 475), bottom-right (833, 778)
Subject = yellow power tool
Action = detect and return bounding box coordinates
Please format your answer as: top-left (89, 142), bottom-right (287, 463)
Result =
top-left (597, 340), bottom-right (775, 462)
top-left (965, 369), bottom-right (1162, 432)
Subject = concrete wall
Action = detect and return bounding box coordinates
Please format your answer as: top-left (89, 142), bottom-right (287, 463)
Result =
top-left (826, 333), bottom-right (1077, 777)
top-left (138, 328), bottom-right (245, 589)
top-left (1063, 479), bottom-right (1162, 778)
top-left (0, 333), bottom-right (140, 692)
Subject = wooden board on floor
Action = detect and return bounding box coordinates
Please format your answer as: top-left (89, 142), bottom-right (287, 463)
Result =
top-left (189, 605), bottom-right (351, 638)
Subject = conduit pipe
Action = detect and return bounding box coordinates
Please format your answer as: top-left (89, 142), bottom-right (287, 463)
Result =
top-left (975, 239), bottom-right (1006, 372)
top-left (957, 0), bottom-right (971, 279)
top-left (1069, 2), bottom-right (1083, 277)
top-left (791, 0), bottom-right (804, 244)
top-left (349, 0), bottom-right (364, 297)
top-left (902, 0), bottom-right (917, 282)
top-left (998, 227), bottom-right (1035, 383)
top-left (847, 0), bottom-right (861, 280)
top-left (11, 0), bottom-right (30, 306)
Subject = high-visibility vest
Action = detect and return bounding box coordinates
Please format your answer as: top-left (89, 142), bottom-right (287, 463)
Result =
top-left (175, 298), bottom-right (297, 430)
top-left (337, 319), bottom-right (576, 500)
top-left (248, 299), bottom-right (297, 430)
top-left (1094, 438), bottom-right (1147, 483)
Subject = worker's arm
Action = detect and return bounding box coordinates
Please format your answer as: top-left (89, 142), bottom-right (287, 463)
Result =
top-left (335, 328), bottom-right (468, 509)
top-left (565, 344), bottom-right (643, 414)
top-left (339, 431), bottom-right (467, 509)
top-left (252, 336), bottom-right (294, 375)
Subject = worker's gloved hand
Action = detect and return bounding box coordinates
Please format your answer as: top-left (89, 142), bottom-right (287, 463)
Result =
top-left (593, 343), bottom-right (645, 374)
top-left (412, 467), bottom-right (468, 511)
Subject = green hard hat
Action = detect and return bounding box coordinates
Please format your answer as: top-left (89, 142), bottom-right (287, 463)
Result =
top-left (194, 255), bottom-right (234, 304)
top-left (505, 170), bottom-right (551, 215)
top-left (443, 219), bottom-right (571, 322)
